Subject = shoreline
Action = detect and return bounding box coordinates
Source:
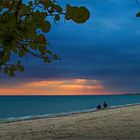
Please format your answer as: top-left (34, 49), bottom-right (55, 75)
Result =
top-left (0, 104), bottom-right (140, 140)
top-left (1, 102), bottom-right (140, 124)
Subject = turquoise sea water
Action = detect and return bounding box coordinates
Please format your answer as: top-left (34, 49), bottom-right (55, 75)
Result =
top-left (0, 95), bottom-right (140, 121)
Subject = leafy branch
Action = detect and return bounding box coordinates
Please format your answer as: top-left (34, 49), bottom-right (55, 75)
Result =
top-left (0, 0), bottom-right (90, 77)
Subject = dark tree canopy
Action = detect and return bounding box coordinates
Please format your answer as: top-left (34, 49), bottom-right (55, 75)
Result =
top-left (0, 0), bottom-right (90, 77)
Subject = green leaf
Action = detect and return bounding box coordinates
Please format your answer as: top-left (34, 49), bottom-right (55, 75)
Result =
top-left (0, 51), bottom-right (4, 59)
top-left (66, 5), bottom-right (90, 23)
top-left (44, 1), bottom-right (52, 10)
top-left (10, 64), bottom-right (16, 71)
top-left (29, 42), bottom-right (38, 50)
top-left (44, 57), bottom-right (51, 63)
top-left (17, 64), bottom-right (24, 72)
top-left (53, 54), bottom-right (59, 60)
top-left (3, 54), bottom-right (10, 62)
top-left (55, 14), bottom-right (60, 21)
top-left (18, 48), bottom-right (27, 57)
top-left (53, 4), bottom-right (62, 12)
top-left (46, 50), bottom-right (52, 54)
top-left (9, 70), bottom-right (15, 77)
top-left (28, 1), bottom-right (33, 7)
top-left (136, 12), bottom-right (140, 17)
top-left (39, 45), bottom-right (46, 53)
top-left (39, 21), bottom-right (51, 33)
top-left (3, 67), bottom-right (9, 74)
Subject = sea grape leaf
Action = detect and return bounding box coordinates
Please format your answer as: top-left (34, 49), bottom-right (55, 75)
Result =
top-left (0, 1), bottom-right (90, 77)
top-left (136, 12), bottom-right (140, 17)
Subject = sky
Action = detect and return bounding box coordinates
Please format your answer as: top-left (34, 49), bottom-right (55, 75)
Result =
top-left (1, 0), bottom-right (140, 95)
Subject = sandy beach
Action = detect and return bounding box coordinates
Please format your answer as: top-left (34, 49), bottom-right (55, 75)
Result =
top-left (0, 105), bottom-right (140, 140)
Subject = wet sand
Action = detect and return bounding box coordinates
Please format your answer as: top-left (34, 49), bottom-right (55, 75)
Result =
top-left (0, 105), bottom-right (140, 140)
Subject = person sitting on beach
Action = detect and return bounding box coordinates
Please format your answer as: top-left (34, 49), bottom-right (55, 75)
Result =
top-left (103, 102), bottom-right (108, 109)
top-left (96, 104), bottom-right (102, 110)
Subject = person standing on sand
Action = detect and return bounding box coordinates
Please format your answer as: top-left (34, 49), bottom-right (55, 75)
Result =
top-left (103, 102), bottom-right (108, 109)
top-left (96, 104), bottom-right (102, 110)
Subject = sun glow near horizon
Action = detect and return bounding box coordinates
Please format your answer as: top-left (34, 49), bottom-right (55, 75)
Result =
top-left (0, 78), bottom-right (119, 95)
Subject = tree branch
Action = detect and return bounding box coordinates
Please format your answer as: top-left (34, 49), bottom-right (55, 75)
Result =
top-left (16, 40), bottom-right (54, 59)
top-left (0, 0), bottom-right (15, 18)
top-left (15, 0), bottom-right (22, 22)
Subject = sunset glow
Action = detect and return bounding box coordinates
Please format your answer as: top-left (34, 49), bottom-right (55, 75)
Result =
top-left (0, 79), bottom-right (116, 95)
top-left (0, 0), bottom-right (140, 95)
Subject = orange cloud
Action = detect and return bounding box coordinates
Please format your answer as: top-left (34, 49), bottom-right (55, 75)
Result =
top-left (27, 81), bottom-right (63, 87)
top-left (0, 89), bottom-right (26, 95)
top-left (0, 79), bottom-right (116, 95)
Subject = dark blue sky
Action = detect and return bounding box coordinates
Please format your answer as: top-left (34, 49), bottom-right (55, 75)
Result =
top-left (1, 0), bottom-right (140, 94)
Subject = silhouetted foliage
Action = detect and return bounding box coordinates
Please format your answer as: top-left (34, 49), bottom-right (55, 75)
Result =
top-left (136, 0), bottom-right (140, 17)
top-left (0, 0), bottom-right (90, 77)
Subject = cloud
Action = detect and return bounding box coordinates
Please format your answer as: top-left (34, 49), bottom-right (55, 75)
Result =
top-left (0, 79), bottom-right (117, 95)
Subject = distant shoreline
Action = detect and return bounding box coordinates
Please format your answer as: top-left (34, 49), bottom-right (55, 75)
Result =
top-left (123, 93), bottom-right (140, 95)
top-left (1, 102), bottom-right (140, 124)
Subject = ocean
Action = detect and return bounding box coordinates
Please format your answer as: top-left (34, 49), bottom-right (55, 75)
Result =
top-left (0, 95), bottom-right (140, 122)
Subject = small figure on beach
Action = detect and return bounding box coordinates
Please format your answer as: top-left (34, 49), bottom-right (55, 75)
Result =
top-left (103, 101), bottom-right (108, 109)
top-left (96, 104), bottom-right (102, 110)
